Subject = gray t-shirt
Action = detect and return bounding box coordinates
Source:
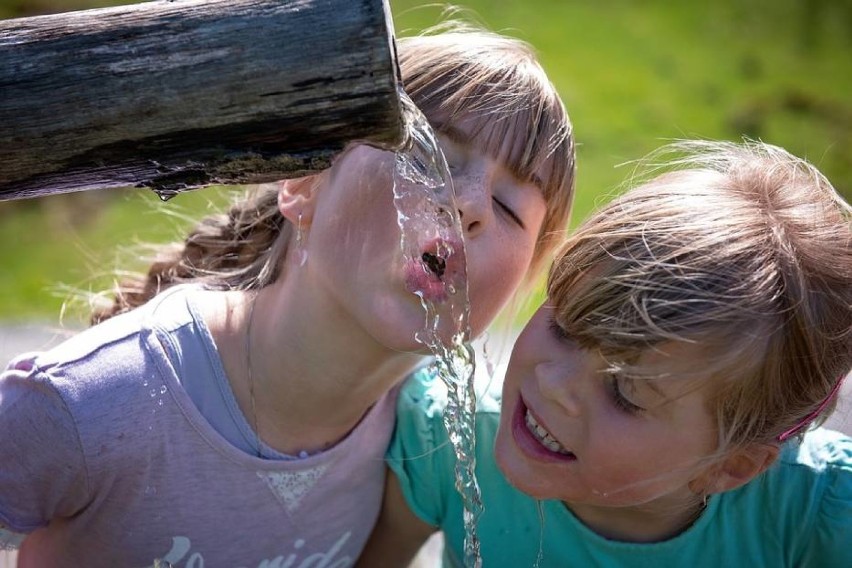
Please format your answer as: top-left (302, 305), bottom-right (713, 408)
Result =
top-left (0, 285), bottom-right (398, 567)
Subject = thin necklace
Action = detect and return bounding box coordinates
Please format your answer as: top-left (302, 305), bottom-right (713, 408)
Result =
top-left (244, 292), bottom-right (314, 461)
top-left (245, 292), bottom-right (262, 458)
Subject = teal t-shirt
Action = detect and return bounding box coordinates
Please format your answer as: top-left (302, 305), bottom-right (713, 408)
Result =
top-left (388, 369), bottom-right (852, 567)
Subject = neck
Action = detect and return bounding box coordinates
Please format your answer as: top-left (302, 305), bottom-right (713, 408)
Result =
top-left (565, 495), bottom-right (707, 543)
top-left (210, 284), bottom-right (424, 456)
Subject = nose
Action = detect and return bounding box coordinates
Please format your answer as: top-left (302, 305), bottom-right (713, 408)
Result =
top-left (453, 161), bottom-right (493, 236)
top-left (537, 361), bottom-right (583, 418)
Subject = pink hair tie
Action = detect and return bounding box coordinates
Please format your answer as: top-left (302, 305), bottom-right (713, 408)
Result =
top-left (778, 375), bottom-right (846, 442)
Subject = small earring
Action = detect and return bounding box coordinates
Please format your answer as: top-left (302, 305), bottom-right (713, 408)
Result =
top-left (295, 212), bottom-right (308, 267)
top-left (688, 479), bottom-right (709, 510)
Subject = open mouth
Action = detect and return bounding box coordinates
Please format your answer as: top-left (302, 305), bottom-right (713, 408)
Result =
top-left (421, 251), bottom-right (446, 278)
top-left (512, 397), bottom-right (576, 462)
top-left (525, 410), bottom-right (573, 456)
top-left (404, 238), bottom-right (462, 303)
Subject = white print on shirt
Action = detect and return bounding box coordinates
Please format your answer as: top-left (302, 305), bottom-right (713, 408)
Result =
top-left (156, 532), bottom-right (353, 568)
top-left (257, 466), bottom-right (329, 514)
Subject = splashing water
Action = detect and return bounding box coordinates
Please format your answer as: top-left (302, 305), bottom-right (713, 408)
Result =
top-left (393, 86), bottom-right (483, 568)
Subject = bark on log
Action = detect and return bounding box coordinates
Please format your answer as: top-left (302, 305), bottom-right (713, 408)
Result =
top-left (0, 0), bottom-right (405, 201)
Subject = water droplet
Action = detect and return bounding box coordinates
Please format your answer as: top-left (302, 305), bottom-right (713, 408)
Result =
top-left (149, 388), bottom-right (157, 397)
top-left (160, 385), bottom-right (167, 394)
top-left (151, 187), bottom-right (180, 202)
top-left (534, 500), bottom-right (545, 568)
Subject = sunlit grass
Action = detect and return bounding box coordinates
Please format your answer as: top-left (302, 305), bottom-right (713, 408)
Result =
top-left (0, 187), bottom-right (238, 322)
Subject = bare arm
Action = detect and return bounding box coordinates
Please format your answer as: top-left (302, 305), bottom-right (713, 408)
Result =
top-left (357, 467), bottom-right (437, 567)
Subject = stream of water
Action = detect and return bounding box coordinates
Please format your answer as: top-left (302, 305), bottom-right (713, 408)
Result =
top-left (393, 88), bottom-right (483, 568)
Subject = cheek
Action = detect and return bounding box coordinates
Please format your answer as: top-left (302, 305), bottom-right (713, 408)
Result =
top-left (493, 410), bottom-right (532, 490)
top-left (584, 420), bottom-right (701, 494)
top-left (466, 273), bottom-right (524, 336)
top-left (470, 237), bottom-right (534, 298)
top-left (331, 148), bottom-right (396, 211)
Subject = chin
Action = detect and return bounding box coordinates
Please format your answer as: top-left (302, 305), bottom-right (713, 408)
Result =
top-left (363, 300), bottom-right (425, 350)
top-left (495, 428), bottom-right (533, 491)
top-left (494, 421), bottom-right (565, 501)
top-left (494, 450), bottom-right (556, 501)
top-left (374, 328), bottom-right (429, 355)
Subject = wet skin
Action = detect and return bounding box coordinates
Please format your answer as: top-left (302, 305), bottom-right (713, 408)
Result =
top-left (300, 126), bottom-right (547, 354)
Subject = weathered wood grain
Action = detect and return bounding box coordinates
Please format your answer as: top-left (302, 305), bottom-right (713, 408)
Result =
top-left (0, 0), bottom-right (405, 200)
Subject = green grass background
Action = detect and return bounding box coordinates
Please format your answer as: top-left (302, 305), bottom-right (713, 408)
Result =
top-left (0, 0), bottom-right (849, 324)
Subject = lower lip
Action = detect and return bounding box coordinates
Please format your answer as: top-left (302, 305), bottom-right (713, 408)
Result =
top-left (403, 259), bottom-right (448, 303)
top-left (512, 397), bottom-right (577, 463)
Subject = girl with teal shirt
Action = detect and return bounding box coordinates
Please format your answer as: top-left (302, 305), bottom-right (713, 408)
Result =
top-left (361, 140), bottom-right (852, 567)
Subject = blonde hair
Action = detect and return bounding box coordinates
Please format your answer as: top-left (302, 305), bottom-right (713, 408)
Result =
top-left (548, 140), bottom-right (851, 451)
top-left (92, 23), bottom-right (575, 324)
top-left (397, 24), bottom-right (575, 279)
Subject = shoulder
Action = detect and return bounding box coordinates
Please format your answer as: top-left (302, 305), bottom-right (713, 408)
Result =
top-left (754, 428), bottom-right (852, 506)
top-left (396, 361), bottom-right (504, 419)
top-left (0, 312), bottom-right (148, 428)
top-left (1, 352), bottom-right (93, 531)
top-left (0, 289), bottom-right (197, 455)
top-left (783, 428), bottom-right (852, 519)
top-left (393, 367), bottom-right (451, 465)
top-left (388, 362), bottom-right (505, 524)
top-left (788, 429), bottom-right (852, 563)
top-left (394, 364), bottom-right (502, 453)
top-left (21, 285), bottom-right (203, 390)
top-left (386, 367), bottom-right (452, 526)
top-left (734, 428), bottom-right (852, 564)
top-left (397, 365), bottom-right (449, 420)
top-left (768, 428), bottom-right (852, 499)
top-left (28, 309), bottom-right (144, 372)
top-left (785, 427), bottom-right (852, 471)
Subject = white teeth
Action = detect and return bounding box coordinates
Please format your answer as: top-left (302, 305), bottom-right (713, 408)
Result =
top-left (525, 410), bottom-right (572, 455)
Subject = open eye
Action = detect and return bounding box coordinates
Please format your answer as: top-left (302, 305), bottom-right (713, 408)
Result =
top-left (606, 375), bottom-right (645, 415)
top-left (493, 196), bottom-right (524, 228)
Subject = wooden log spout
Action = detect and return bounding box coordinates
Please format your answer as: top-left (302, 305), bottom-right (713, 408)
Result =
top-left (0, 0), bottom-right (405, 200)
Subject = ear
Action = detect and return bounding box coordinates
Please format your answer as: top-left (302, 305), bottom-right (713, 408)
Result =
top-left (277, 175), bottom-right (321, 226)
top-left (696, 444), bottom-right (780, 495)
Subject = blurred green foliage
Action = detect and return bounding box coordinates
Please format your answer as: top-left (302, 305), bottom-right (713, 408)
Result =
top-left (0, 0), bottom-right (849, 323)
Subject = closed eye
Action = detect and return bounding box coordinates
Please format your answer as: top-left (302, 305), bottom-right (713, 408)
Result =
top-left (445, 157), bottom-right (462, 174)
top-left (494, 197), bottom-right (524, 228)
top-left (606, 375), bottom-right (645, 415)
